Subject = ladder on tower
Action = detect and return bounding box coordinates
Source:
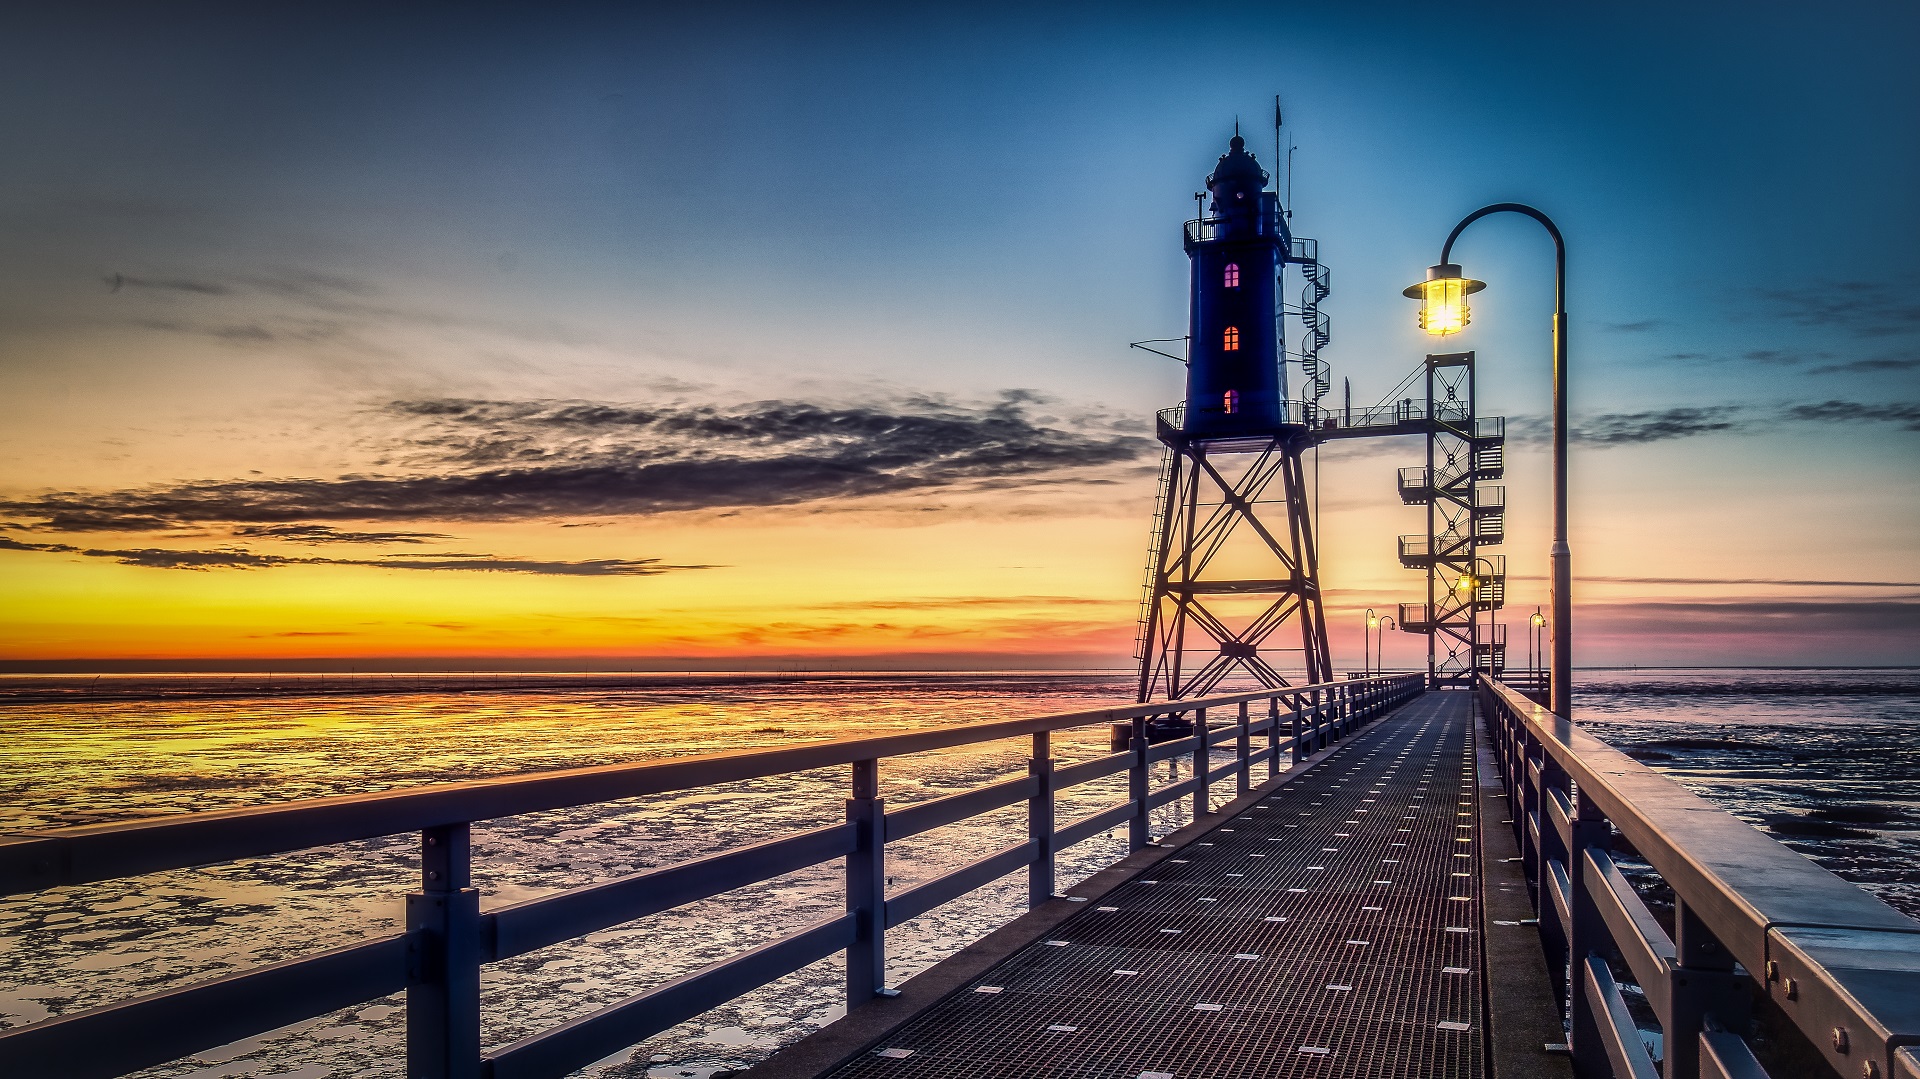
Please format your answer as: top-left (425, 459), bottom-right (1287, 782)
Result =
top-left (1133, 446), bottom-right (1178, 664)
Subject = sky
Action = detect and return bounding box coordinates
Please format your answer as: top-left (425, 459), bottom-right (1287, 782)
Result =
top-left (2, 1), bottom-right (1917, 671)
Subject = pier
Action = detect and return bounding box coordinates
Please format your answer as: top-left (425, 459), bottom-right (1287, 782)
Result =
top-left (4, 678), bottom-right (1917, 1079)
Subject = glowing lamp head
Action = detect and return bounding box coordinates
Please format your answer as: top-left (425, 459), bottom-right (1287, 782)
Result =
top-left (1455, 574), bottom-right (1476, 594)
top-left (1403, 263), bottom-right (1486, 337)
top-left (1367, 616), bottom-right (1379, 628)
top-left (1530, 612), bottom-right (1547, 627)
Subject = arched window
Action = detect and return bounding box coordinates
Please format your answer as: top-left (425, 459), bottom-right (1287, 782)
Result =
top-left (1223, 389), bottom-right (1240, 414)
top-left (1222, 326), bottom-right (1240, 351)
top-left (1223, 263), bottom-right (1240, 288)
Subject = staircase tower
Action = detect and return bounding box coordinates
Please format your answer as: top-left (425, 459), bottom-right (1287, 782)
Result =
top-left (1393, 352), bottom-right (1508, 685)
top-left (1135, 134), bottom-right (1332, 702)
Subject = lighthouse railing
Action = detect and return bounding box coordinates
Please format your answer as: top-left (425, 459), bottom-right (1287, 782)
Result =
top-left (0, 674), bottom-right (1423, 1079)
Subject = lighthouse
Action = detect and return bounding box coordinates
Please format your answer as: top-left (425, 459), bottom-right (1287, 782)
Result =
top-left (1135, 131), bottom-right (1331, 701)
top-left (1182, 133), bottom-right (1291, 437)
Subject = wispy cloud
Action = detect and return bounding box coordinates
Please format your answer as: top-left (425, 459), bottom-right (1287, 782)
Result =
top-left (1575, 406), bottom-right (1745, 444)
top-left (0, 393), bottom-right (1152, 533)
top-left (1511, 574), bottom-right (1920, 588)
top-left (1502, 399), bottom-right (1920, 446)
top-left (1806, 357), bottom-right (1920, 375)
top-left (1784, 400), bottom-right (1920, 431)
top-left (1757, 280), bottom-right (1920, 337)
top-left (104, 273), bottom-right (229, 295)
top-left (1606, 320), bottom-right (1664, 332)
top-left (0, 535), bottom-right (698, 576)
top-left (1583, 598), bottom-right (1920, 633)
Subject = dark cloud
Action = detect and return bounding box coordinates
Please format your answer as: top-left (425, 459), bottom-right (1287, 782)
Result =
top-left (1606, 320), bottom-right (1663, 332)
top-left (0, 534), bottom-right (696, 576)
top-left (232, 524), bottom-right (452, 544)
top-left (0, 394), bottom-right (1151, 533)
top-left (1758, 281), bottom-right (1920, 337)
top-left (1783, 400), bottom-right (1920, 431)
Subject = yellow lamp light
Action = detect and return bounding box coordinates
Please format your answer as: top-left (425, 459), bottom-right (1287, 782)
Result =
top-left (1403, 263), bottom-right (1486, 337)
top-left (1530, 612), bottom-right (1547, 627)
top-left (1455, 574), bottom-right (1476, 594)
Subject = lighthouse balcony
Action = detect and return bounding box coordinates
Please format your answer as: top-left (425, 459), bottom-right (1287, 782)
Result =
top-left (1156, 403), bottom-right (1317, 450)
top-left (1184, 209), bottom-right (1285, 247)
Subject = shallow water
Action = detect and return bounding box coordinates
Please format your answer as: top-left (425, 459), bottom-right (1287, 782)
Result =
top-left (1, 668), bottom-right (1914, 1077)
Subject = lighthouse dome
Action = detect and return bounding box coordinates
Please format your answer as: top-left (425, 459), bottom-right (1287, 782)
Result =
top-left (1207, 134), bottom-right (1269, 209)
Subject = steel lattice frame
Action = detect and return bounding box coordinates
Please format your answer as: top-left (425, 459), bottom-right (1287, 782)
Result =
top-left (1419, 353), bottom-right (1504, 686)
top-left (1136, 430), bottom-right (1332, 702)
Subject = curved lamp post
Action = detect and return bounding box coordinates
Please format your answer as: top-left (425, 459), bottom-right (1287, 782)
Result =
top-left (1364, 608), bottom-right (1378, 678)
top-left (1376, 615), bottom-right (1397, 676)
top-left (1406, 203), bottom-right (1571, 717)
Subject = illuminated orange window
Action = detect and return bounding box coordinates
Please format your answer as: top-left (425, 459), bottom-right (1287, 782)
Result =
top-left (1223, 326), bottom-right (1240, 351)
top-left (1224, 389), bottom-right (1240, 414)
top-left (1223, 263), bottom-right (1240, 288)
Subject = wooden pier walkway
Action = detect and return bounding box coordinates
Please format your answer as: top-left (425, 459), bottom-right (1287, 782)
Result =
top-left (819, 691), bottom-right (1483, 1079)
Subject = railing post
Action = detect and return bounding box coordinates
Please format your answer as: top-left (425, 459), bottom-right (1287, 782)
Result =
top-left (1538, 758), bottom-right (1574, 1011)
top-left (407, 822), bottom-right (480, 1079)
top-left (1236, 701), bottom-right (1251, 799)
top-left (1027, 731), bottom-right (1056, 907)
top-left (1665, 898), bottom-right (1748, 1079)
top-left (1266, 698), bottom-right (1280, 779)
top-left (845, 758), bottom-right (886, 1005)
top-left (1565, 792), bottom-right (1611, 1071)
top-left (1129, 716), bottom-right (1150, 849)
top-left (1291, 696), bottom-right (1308, 763)
top-left (1521, 737), bottom-right (1544, 907)
top-left (1191, 708), bottom-right (1209, 819)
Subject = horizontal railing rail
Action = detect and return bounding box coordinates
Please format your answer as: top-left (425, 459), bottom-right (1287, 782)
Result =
top-left (1478, 676), bottom-right (1920, 1079)
top-left (2, 674), bottom-right (1423, 1079)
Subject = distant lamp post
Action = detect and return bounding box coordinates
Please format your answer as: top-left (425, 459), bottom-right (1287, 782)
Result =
top-left (1376, 615), bottom-right (1397, 676)
top-left (1528, 607), bottom-right (1548, 689)
top-left (1364, 609), bottom-right (1378, 678)
top-left (1402, 264), bottom-right (1485, 336)
top-left (1407, 202), bottom-right (1572, 716)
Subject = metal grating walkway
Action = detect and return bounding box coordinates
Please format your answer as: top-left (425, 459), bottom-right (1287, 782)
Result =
top-left (826, 691), bottom-right (1483, 1079)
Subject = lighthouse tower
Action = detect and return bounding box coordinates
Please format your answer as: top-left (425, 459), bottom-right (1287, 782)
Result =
top-left (1134, 133), bottom-right (1333, 701)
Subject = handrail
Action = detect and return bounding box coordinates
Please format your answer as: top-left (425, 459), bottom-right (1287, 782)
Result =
top-left (1478, 676), bottom-right (1920, 1079)
top-left (2, 674), bottom-right (1424, 1079)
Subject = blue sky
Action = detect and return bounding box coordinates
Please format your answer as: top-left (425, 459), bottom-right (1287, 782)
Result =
top-left (2, 2), bottom-right (1916, 667)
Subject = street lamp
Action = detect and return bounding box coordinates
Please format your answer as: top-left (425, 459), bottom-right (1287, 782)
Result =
top-left (1402, 264), bottom-right (1485, 336)
top-left (1376, 615), bottom-right (1397, 675)
top-left (1364, 608), bottom-right (1378, 678)
top-left (1406, 203), bottom-right (1572, 716)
